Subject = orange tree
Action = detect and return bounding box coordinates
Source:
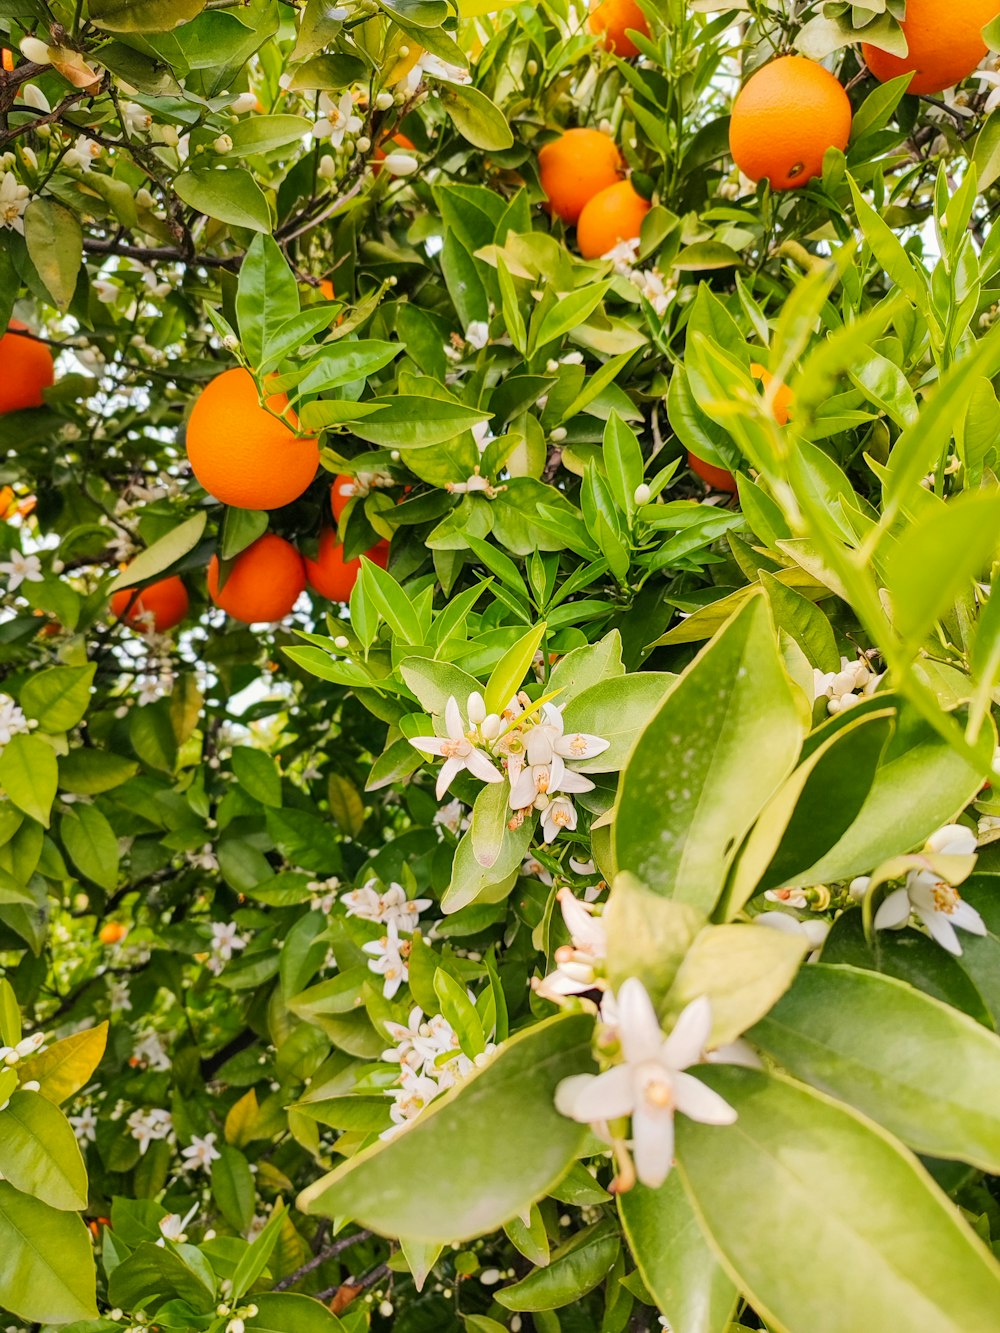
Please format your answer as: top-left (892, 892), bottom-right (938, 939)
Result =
top-left (2, 1), bottom-right (1000, 1328)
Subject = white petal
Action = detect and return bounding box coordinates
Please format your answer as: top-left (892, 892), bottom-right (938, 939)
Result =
top-left (557, 767), bottom-right (595, 794)
top-left (661, 996), bottom-right (713, 1071)
top-left (445, 696), bottom-right (464, 739)
top-left (409, 736), bottom-right (449, 757)
top-left (672, 1071), bottom-right (738, 1125)
top-left (562, 1064), bottom-right (634, 1123)
top-left (436, 756), bottom-right (464, 800)
top-left (547, 753), bottom-right (566, 791)
top-left (509, 766), bottom-right (537, 809)
top-left (559, 891), bottom-right (605, 950)
top-left (926, 824), bottom-right (977, 856)
top-left (617, 977), bottom-right (665, 1066)
top-left (554, 732), bottom-right (611, 760)
top-left (952, 901), bottom-right (987, 936)
top-left (631, 1105), bottom-right (674, 1189)
top-left (874, 888), bottom-right (911, 931)
top-left (919, 908), bottom-right (962, 955)
top-left (465, 747), bottom-right (503, 784)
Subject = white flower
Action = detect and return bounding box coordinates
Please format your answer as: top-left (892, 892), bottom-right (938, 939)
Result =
top-left (63, 135), bottom-right (100, 171)
top-left (158, 1202), bottom-right (198, 1244)
top-left (556, 982), bottom-right (736, 1189)
top-left (382, 1066), bottom-right (442, 1138)
top-left (632, 267), bottom-right (673, 317)
top-left (409, 695), bottom-right (504, 799)
top-left (127, 1106), bottom-right (173, 1154)
top-left (465, 320), bottom-right (490, 349)
top-left (521, 855), bottom-right (553, 886)
top-left (763, 886), bottom-right (809, 909)
top-left (181, 1131), bottom-right (221, 1172)
top-left (69, 1105), bottom-right (98, 1143)
top-left (433, 798), bottom-right (467, 836)
top-left (535, 889), bottom-right (607, 1002)
top-left (231, 91), bottom-right (258, 114)
top-left (93, 278), bottom-right (118, 303)
top-left (874, 823), bottom-right (984, 955)
top-left (446, 470), bottom-right (501, 496)
top-left (383, 1007), bottom-right (464, 1077)
top-left (0, 697), bottom-right (30, 748)
top-left (363, 918), bottom-right (409, 999)
top-left (106, 977), bottom-right (132, 1011)
top-left (398, 51), bottom-right (471, 96)
top-left (190, 844), bottom-right (219, 871)
top-left (342, 881), bottom-right (385, 923)
top-left (314, 91), bottom-right (362, 147)
top-left (122, 101), bottom-right (152, 134)
top-left (132, 1029), bottom-right (171, 1071)
top-left (540, 795), bottom-right (579, 843)
top-left (604, 237), bottom-right (641, 270)
top-left (472, 420), bottom-right (494, 454)
top-left (0, 550), bottom-right (43, 590)
top-left (0, 172), bottom-right (29, 233)
top-left (207, 921), bottom-right (247, 974)
top-left (379, 882), bottom-right (433, 933)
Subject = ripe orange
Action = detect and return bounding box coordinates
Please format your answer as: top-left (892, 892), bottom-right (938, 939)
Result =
top-left (750, 363), bottom-right (794, 425)
top-left (538, 128), bottom-right (623, 225)
top-left (0, 321), bottom-right (54, 414)
top-left (186, 368), bottom-right (319, 511)
top-left (304, 529), bottom-right (389, 602)
top-left (729, 56), bottom-right (852, 190)
top-left (99, 922), bottom-right (128, 945)
top-left (688, 452), bottom-right (738, 493)
top-left (576, 179), bottom-right (650, 259)
top-left (207, 534), bottom-right (306, 623)
top-left (111, 576), bottom-right (189, 633)
top-left (862, 0), bottom-right (997, 94)
top-left (589, 0), bottom-right (649, 58)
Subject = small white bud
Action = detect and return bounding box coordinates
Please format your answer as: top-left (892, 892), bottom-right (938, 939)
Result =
top-left (318, 153), bottom-right (336, 180)
top-left (467, 691), bottom-right (487, 725)
top-left (20, 146), bottom-right (37, 170)
top-left (160, 125), bottom-right (179, 147)
top-left (633, 482), bottom-right (651, 505)
top-left (213, 134), bottom-right (233, 153)
top-left (231, 92), bottom-right (258, 114)
top-left (136, 187), bottom-right (155, 208)
top-left (21, 83), bottom-right (49, 112)
top-left (550, 426), bottom-right (567, 443)
top-left (355, 134), bottom-right (371, 153)
top-left (382, 151), bottom-right (418, 177)
top-left (19, 36), bottom-right (51, 65)
top-left (526, 59), bottom-right (538, 75)
top-left (222, 334), bottom-right (239, 352)
top-left (390, 449), bottom-right (400, 460)
top-left (375, 91), bottom-right (394, 110)
top-left (480, 714), bottom-right (501, 741)
top-left (334, 635), bottom-right (350, 649)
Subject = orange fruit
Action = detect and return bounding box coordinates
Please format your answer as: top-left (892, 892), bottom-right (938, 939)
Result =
top-left (589, 0), bottom-right (649, 58)
top-left (0, 321), bottom-right (54, 414)
top-left (186, 367), bottom-right (319, 510)
top-left (751, 362), bottom-right (794, 425)
top-left (304, 529), bottom-right (389, 602)
top-left (538, 128), bottom-right (623, 225)
top-left (207, 534), bottom-right (306, 623)
top-left (99, 922), bottom-right (128, 945)
top-left (863, 0), bottom-right (998, 94)
top-left (111, 576), bottom-right (189, 633)
top-left (576, 179), bottom-right (650, 259)
top-left (729, 56), bottom-right (852, 190)
top-left (688, 452), bottom-right (738, 493)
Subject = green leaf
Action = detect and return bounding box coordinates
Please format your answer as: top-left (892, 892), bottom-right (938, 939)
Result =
top-left (438, 82), bottom-right (514, 151)
top-left (174, 167), bottom-right (272, 233)
top-left (236, 233), bottom-right (299, 368)
top-left (298, 1014), bottom-right (595, 1241)
top-left (231, 1198), bottom-right (288, 1302)
top-left (108, 512), bottom-right (207, 593)
top-left (17, 1022), bottom-right (108, 1104)
top-left (604, 873), bottom-right (707, 1011)
top-left (211, 1144), bottom-right (256, 1231)
top-left (108, 1240), bottom-right (217, 1312)
top-left (760, 570), bottom-right (839, 673)
top-left (60, 804), bottom-right (120, 891)
top-left (0, 733), bottom-right (58, 827)
top-left (562, 673), bottom-right (675, 773)
top-left (677, 1067), bottom-right (1000, 1333)
top-left (327, 772), bottom-right (365, 836)
top-left (297, 340), bottom-right (401, 394)
top-left (470, 780), bottom-right (510, 871)
top-left (20, 664), bottom-right (95, 733)
top-left (0, 1090), bottom-right (89, 1210)
top-left (247, 1293), bottom-right (346, 1332)
top-left (229, 112), bottom-right (314, 156)
top-left (57, 749), bottom-right (138, 796)
top-left (0, 1181), bottom-right (97, 1322)
top-left (24, 198), bottom-right (82, 310)
top-left (351, 396), bottom-right (491, 448)
top-left (232, 747), bottom-right (282, 808)
top-left (974, 110), bottom-right (1000, 192)
top-left (220, 505), bottom-right (269, 560)
top-left (400, 658), bottom-right (481, 716)
top-left (0, 979), bottom-right (19, 1047)
top-left (534, 282), bottom-right (612, 352)
top-left (359, 561), bottom-right (422, 644)
top-left (619, 1173), bottom-right (737, 1333)
top-left (484, 622), bottom-right (546, 715)
top-left (495, 1219), bottom-right (619, 1311)
top-left (89, 0), bottom-right (206, 30)
top-left (751, 963), bottom-right (1000, 1171)
top-left (613, 597), bottom-right (803, 912)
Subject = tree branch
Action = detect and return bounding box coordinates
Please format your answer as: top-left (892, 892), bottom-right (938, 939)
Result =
top-left (273, 1228), bottom-right (373, 1291)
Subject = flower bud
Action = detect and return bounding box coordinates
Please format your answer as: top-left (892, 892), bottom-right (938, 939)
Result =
top-left (550, 426), bottom-right (567, 443)
top-left (633, 482), bottom-right (651, 505)
top-left (355, 134), bottom-right (371, 153)
top-left (375, 91), bottom-right (394, 110)
top-left (21, 83), bottom-right (49, 111)
top-left (222, 334), bottom-right (239, 352)
top-left (382, 150), bottom-right (418, 177)
top-left (136, 187), bottom-right (155, 208)
top-left (19, 36), bottom-right (51, 65)
top-left (213, 134), bottom-right (233, 153)
top-left (231, 91), bottom-right (257, 114)
top-left (334, 635), bottom-right (349, 649)
top-left (467, 691), bottom-right (486, 725)
top-left (318, 153), bottom-right (336, 179)
top-left (160, 125), bottom-right (179, 147)
top-left (480, 714), bottom-right (501, 741)
top-left (20, 146), bottom-right (37, 170)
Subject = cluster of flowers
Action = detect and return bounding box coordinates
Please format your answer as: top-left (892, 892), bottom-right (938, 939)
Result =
top-left (380, 1005), bottom-right (495, 1139)
top-left (812, 654), bottom-right (881, 714)
top-left (0, 1031), bottom-right (46, 1109)
top-left (409, 691), bottom-right (610, 843)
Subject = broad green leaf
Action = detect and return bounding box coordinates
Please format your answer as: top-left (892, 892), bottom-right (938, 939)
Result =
top-left (236, 233), bottom-right (299, 368)
top-left (108, 1240), bottom-right (217, 1311)
top-left (231, 1197), bottom-right (288, 1301)
top-left (495, 1219), bottom-right (619, 1311)
top-left (298, 1013), bottom-right (595, 1241)
top-left (211, 1144), bottom-right (256, 1231)
top-left (619, 1173), bottom-right (737, 1333)
top-left (0, 1090), bottom-right (89, 1210)
top-left (89, 0), bottom-right (205, 30)
top-left (442, 815), bottom-right (532, 913)
top-left (24, 199), bottom-right (82, 310)
top-left (677, 1067), bottom-right (1000, 1333)
top-left (232, 747), bottom-right (282, 808)
top-left (351, 397), bottom-right (491, 448)
top-left (503, 1202), bottom-right (549, 1267)
top-left (548, 630), bottom-right (625, 699)
top-left (533, 282), bottom-right (612, 352)
top-left (484, 622), bottom-right (546, 715)
top-left (604, 873), bottom-right (706, 1011)
top-left (751, 963), bottom-right (1000, 1171)
top-left (0, 733), bottom-right (58, 827)
top-left (359, 561), bottom-right (422, 644)
top-left (760, 570), bottom-right (838, 673)
top-left (247, 1293), bottom-right (346, 1332)
top-left (613, 597), bottom-right (803, 911)
top-left (470, 780), bottom-right (510, 870)
top-left (0, 979), bottom-right (19, 1047)
top-left (327, 773), bottom-right (365, 836)
top-left (174, 167), bottom-right (272, 233)
top-left (229, 113), bottom-right (313, 155)
top-left (108, 512), bottom-right (207, 593)
top-left (60, 803), bottom-right (119, 891)
top-left (561, 672), bottom-right (675, 773)
top-left (438, 82), bottom-right (513, 151)
top-left (18, 1022), bottom-right (108, 1104)
top-left (296, 340), bottom-right (401, 394)
top-left (20, 664), bottom-right (95, 733)
top-left (0, 1182), bottom-right (97, 1321)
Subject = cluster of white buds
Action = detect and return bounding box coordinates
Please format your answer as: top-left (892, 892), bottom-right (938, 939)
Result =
top-left (813, 654), bottom-right (881, 714)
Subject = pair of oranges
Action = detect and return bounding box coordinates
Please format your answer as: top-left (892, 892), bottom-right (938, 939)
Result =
top-left (538, 129), bottom-right (651, 259)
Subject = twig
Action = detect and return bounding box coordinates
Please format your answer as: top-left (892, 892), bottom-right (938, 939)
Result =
top-left (318, 1260), bottom-right (390, 1305)
top-left (0, 87), bottom-right (92, 146)
top-left (273, 1229), bottom-right (373, 1291)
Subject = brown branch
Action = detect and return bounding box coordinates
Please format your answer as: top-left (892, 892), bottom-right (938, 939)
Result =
top-left (319, 1261), bottom-right (391, 1307)
top-left (0, 87), bottom-right (92, 146)
top-left (273, 1229), bottom-right (373, 1291)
